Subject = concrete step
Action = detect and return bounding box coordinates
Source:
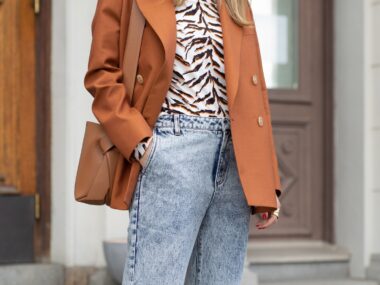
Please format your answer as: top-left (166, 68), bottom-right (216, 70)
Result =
top-left (0, 263), bottom-right (64, 285)
top-left (245, 239), bottom-right (351, 282)
top-left (367, 266), bottom-right (380, 282)
top-left (89, 268), bottom-right (118, 285)
top-left (366, 254), bottom-right (380, 283)
top-left (241, 267), bottom-right (259, 285)
top-left (262, 278), bottom-right (378, 285)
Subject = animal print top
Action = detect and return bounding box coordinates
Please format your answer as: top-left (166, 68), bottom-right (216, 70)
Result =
top-left (133, 0), bottom-right (228, 161)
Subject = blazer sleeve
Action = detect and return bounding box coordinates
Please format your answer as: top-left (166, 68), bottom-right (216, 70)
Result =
top-left (84, 0), bottom-right (153, 163)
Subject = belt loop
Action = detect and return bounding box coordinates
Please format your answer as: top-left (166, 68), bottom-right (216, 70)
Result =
top-left (222, 118), bottom-right (227, 132)
top-left (173, 113), bottom-right (181, 135)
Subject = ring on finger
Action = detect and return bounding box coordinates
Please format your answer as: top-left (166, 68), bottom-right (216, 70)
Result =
top-left (271, 208), bottom-right (280, 220)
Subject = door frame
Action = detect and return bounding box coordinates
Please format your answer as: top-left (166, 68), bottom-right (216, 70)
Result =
top-left (321, 0), bottom-right (334, 243)
top-left (34, 0), bottom-right (52, 261)
top-left (250, 0), bottom-right (335, 241)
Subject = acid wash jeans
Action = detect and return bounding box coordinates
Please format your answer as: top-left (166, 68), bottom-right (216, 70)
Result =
top-left (122, 113), bottom-right (251, 285)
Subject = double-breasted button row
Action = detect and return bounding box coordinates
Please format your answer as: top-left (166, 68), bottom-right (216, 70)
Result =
top-left (251, 73), bottom-right (264, 127)
top-left (136, 73), bottom-right (144, 84)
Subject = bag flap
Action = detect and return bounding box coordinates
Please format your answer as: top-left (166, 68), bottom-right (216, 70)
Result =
top-left (99, 135), bottom-right (115, 153)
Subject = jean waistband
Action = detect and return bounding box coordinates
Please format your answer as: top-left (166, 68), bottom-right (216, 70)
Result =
top-left (154, 113), bottom-right (231, 132)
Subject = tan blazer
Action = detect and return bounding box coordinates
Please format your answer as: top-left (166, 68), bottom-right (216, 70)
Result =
top-left (84, 0), bottom-right (282, 215)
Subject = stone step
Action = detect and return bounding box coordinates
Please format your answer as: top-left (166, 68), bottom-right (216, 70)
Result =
top-left (367, 266), bottom-right (380, 281)
top-left (0, 263), bottom-right (64, 285)
top-left (245, 239), bottom-right (351, 282)
top-left (241, 268), bottom-right (259, 285)
top-left (89, 268), bottom-right (118, 285)
top-left (262, 278), bottom-right (378, 285)
top-left (366, 254), bottom-right (380, 283)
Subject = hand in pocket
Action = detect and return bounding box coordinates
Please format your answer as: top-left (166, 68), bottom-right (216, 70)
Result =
top-left (138, 136), bottom-right (154, 169)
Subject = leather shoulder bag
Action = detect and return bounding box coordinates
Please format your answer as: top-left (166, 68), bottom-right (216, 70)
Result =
top-left (74, 0), bottom-right (145, 205)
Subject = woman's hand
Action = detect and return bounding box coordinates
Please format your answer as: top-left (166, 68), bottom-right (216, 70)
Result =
top-left (255, 195), bottom-right (281, 230)
top-left (138, 136), bottom-right (154, 168)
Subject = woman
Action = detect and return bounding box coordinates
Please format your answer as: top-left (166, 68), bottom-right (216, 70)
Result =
top-left (84, 0), bottom-right (282, 283)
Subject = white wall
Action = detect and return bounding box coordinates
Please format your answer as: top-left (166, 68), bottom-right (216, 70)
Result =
top-left (370, 0), bottom-right (380, 254)
top-left (51, 0), bottom-right (129, 267)
top-left (334, 0), bottom-right (380, 277)
top-left (334, 0), bottom-right (366, 276)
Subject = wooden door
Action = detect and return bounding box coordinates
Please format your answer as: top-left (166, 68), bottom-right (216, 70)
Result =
top-left (0, 0), bottom-right (51, 262)
top-left (249, 0), bottom-right (333, 241)
top-left (0, 0), bottom-right (36, 196)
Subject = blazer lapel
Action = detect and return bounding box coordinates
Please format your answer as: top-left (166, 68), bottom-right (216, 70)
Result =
top-left (219, 0), bottom-right (243, 110)
top-left (135, 0), bottom-right (177, 64)
top-left (135, 0), bottom-right (243, 111)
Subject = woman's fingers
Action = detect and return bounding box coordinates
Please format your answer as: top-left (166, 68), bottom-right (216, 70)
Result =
top-left (256, 211), bottom-right (278, 229)
top-left (256, 196), bottom-right (281, 229)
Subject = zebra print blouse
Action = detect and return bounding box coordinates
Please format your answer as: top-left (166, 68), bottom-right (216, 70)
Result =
top-left (134, 0), bottom-right (228, 161)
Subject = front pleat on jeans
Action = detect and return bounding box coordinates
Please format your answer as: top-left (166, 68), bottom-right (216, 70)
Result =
top-left (124, 129), bottom-right (159, 284)
top-left (125, 174), bottom-right (142, 284)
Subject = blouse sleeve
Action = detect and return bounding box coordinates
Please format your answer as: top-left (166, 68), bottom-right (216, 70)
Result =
top-left (133, 136), bottom-right (152, 161)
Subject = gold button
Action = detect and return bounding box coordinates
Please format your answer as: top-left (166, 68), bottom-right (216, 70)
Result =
top-left (136, 74), bottom-right (144, 84)
top-left (252, 74), bottom-right (258, 85)
top-left (257, 115), bottom-right (264, 127)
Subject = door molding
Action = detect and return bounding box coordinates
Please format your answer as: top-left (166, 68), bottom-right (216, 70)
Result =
top-left (322, 0), bottom-right (334, 243)
top-left (35, 0), bottom-right (52, 261)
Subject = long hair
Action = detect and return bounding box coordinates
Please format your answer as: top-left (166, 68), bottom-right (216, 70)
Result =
top-left (173, 0), bottom-right (254, 27)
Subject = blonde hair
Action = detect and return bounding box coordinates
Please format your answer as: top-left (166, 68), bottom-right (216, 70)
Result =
top-left (172, 0), bottom-right (254, 27)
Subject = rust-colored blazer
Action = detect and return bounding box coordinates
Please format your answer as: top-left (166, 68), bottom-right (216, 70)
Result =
top-left (84, 0), bottom-right (282, 215)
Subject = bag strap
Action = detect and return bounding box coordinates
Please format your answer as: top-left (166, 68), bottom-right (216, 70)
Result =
top-left (123, 0), bottom-right (146, 101)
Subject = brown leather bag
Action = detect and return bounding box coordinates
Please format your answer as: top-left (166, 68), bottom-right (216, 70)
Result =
top-left (74, 0), bottom-right (145, 205)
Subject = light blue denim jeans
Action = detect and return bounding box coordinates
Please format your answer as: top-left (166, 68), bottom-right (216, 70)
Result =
top-left (122, 113), bottom-right (251, 285)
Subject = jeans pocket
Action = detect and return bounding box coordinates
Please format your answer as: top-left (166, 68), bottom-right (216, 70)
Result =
top-left (140, 129), bottom-right (159, 175)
